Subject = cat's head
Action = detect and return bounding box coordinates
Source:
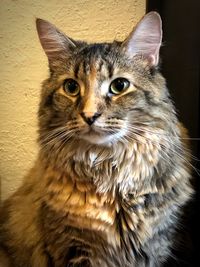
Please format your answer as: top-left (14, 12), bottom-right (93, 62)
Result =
top-left (36, 12), bottom-right (173, 149)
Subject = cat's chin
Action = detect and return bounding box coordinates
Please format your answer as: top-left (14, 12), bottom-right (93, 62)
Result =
top-left (78, 130), bottom-right (125, 146)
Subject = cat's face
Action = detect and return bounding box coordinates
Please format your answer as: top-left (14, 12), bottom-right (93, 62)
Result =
top-left (51, 44), bottom-right (132, 145)
top-left (37, 13), bottom-right (171, 148)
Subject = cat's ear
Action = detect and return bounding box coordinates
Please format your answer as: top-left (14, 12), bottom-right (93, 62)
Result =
top-left (122, 12), bottom-right (162, 66)
top-left (36, 18), bottom-right (76, 62)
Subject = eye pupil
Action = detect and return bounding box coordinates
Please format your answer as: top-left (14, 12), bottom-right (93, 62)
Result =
top-left (115, 80), bottom-right (124, 91)
top-left (68, 81), bottom-right (76, 91)
top-left (109, 78), bottom-right (130, 95)
top-left (63, 79), bottom-right (80, 96)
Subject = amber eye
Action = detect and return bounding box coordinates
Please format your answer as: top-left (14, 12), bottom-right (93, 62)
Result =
top-left (63, 79), bottom-right (80, 96)
top-left (109, 78), bottom-right (130, 95)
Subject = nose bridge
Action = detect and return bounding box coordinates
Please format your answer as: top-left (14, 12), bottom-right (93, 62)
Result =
top-left (82, 89), bottom-right (97, 116)
top-left (82, 65), bottom-right (99, 116)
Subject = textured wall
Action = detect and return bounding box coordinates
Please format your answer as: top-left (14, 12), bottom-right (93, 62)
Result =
top-left (0, 0), bottom-right (145, 201)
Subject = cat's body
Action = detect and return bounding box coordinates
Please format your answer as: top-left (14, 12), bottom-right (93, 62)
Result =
top-left (0, 12), bottom-right (193, 267)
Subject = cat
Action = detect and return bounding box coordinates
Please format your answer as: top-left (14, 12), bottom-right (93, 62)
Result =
top-left (0, 12), bottom-right (193, 267)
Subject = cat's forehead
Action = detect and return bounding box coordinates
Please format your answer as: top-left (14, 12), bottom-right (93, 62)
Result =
top-left (65, 42), bottom-right (137, 84)
top-left (73, 42), bottom-right (121, 77)
top-left (75, 43), bottom-right (118, 61)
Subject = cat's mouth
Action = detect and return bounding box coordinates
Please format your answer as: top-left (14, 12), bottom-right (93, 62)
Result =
top-left (78, 125), bottom-right (125, 145)
top-left (79, 127), bottom-right (106, 143)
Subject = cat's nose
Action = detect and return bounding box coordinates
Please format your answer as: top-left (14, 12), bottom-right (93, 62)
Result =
top-left (80, 112), bottom-right (101, 125)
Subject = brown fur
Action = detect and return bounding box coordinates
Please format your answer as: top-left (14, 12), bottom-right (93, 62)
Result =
top-left (0, 12), bottom-right (193, 267)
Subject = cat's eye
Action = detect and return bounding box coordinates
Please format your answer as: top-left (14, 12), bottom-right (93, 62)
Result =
top-left (63, 79), bottom-right (80, 96)
top-left (109, 78), bottom-right (130, 95)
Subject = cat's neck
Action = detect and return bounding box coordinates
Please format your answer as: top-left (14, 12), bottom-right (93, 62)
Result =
top-left (40, 137), bottom-right (160, 196)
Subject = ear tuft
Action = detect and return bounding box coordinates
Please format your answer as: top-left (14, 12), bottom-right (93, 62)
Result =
top-left (36, 18), bottom-right (76, 62)
top-left (123, 12), bottom-right (162, 66)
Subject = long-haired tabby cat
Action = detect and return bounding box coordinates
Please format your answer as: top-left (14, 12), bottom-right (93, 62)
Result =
top-left (0, 12), bottom-right (193, 267)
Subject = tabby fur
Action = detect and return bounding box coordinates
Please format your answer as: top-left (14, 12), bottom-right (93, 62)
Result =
top-left (0, 12), bottom-right (193, 267)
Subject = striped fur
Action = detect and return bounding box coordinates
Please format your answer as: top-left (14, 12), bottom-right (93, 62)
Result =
top-left (0, 12), bottom-right (193, 267)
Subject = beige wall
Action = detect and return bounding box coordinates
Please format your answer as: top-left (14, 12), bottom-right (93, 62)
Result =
top-left (0, 0), bottom-right (145, 201)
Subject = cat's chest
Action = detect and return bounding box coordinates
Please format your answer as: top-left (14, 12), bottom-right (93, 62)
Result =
top-left (43, 171), bottom-right (151, 249)
top-left (41, 163), bottom-right (157, 266)
top-left (44, 174), bottom-right (118, 241)
top-left (42, 142), bottom-right (159, 255)
top-left (42, 175), bottom-right (154, 267)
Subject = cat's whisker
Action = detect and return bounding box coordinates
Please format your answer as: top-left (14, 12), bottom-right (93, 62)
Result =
top-left (40, 128), bottom-right (75, 150)
top-left (54, 134), bottom-right (74, 154)
top-left (40, 123), bottom-right (82, 146)
top-left (130, 135), bottom-right (199, 176)
top-left (127, 125), bottom-right (176, 152)
top-left (40, 128), bottom-right (65, 143)
top-left (165, 137), bottom-right (199, 161)
top-left (127, 124), bottom-right (172, 136)
top-left (40, 126), bottom-right (65, 138)
top-left (126, 125), bottom-right (200, 162)
top-left (40, 131), bottom-right (68, 148)
top-left (129, 123), bottom-right (200, 140)
top-left (126, 127), bottom-right (200, 175)
top-left (122, 133), bottom-right (169, 164)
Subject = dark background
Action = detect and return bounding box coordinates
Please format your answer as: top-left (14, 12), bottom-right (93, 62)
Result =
top-left (147, 0), bottom-right (199, 266)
